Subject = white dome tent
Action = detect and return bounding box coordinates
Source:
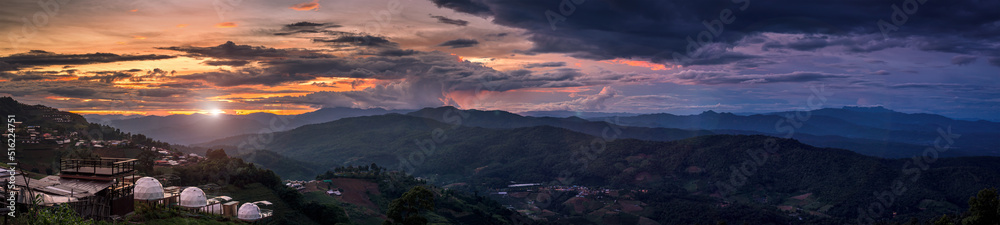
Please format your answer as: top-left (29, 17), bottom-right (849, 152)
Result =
top-left (133, 177), bottom-right (164, 200)
top-left (237, 203), bottom-right (262, 221)
top-left (179, 187), bottom-right (207, 208)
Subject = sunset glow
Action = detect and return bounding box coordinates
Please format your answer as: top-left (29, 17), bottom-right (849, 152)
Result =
top-left (0, 0), bottom-right (996, 121)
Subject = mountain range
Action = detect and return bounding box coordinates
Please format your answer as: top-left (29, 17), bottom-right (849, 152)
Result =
top-left (86, 107), bottom-right (412, 145)
top-left (194, 107), bottom-right (1000, 224)
top-left (10, 96), bottom-right (1000, 224)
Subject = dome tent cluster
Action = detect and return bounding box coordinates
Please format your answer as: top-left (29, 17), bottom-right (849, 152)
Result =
top-left (132, 176), bottom-right (269, 221)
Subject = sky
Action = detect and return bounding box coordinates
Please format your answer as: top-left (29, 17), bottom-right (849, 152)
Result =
top-left (0, 0), bottom-right (998, 120)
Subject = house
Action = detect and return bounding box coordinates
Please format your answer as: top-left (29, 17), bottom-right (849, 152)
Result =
top-left (4, 157), bottom-right (138, 219)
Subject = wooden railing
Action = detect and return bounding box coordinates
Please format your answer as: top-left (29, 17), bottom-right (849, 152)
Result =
top-left (60, 157), bottom-right (136, 176)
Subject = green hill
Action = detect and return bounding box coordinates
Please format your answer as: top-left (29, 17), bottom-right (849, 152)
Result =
top-left (236, 150), bottom-right (322, 180)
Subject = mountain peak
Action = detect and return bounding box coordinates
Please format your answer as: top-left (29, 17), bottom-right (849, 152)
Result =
top-left (840, 106), bottom-right (894, 113)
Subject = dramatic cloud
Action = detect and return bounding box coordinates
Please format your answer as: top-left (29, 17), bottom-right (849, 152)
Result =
top-left (990, 57), bottom-right (1000, 67)
top-left (78, 71), bottom-right (133, 83)
top-left (176, 68), bottom-right (317, 87)
top-left (367, 49), bottom-right (419, 57)
top-left (203, 60), bottom-right (251, 67)
top-left (148, 82), bottom-right (208, 89)
top-left (438, 39), bottom-right (479, 48)
top-left (531, 86), bottom-right (620, 111)
top-left (48, 87), bottom-right (97, 98)
top-left (138, 88), bottom-right (190, 97)
top-left (158, 41), bottom-right (310, 60)
top-left (1, 0), bottom-right (997, 120)
top-left (0, 71), bottom-right (75, 81)
top-left (431, 0), bottom-right (1000, 64)
top-left (951, 55), bottom-right (978, 66)
top-left (759, 34), bottom-right (905, 53)
top-left (523, 62), bottom-right (565, 68)
top-left (868, 70), bottom-right (891, 75)
top-left (274, 21), bottom-right (341, 35)
top-left (672, 70), bottom-right (850, 85)
top-left (286, 21), bottom-right (325, 28)
top-left (313, 35), bottom-right (397, 48)
top-left (0, 50), bottom-right (176, 67)
top-left (430, 15), bottom-right (469, 26)
top-left (0, 62), bottom-right (15, 71)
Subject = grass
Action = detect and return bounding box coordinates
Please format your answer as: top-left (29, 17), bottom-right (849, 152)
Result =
top-left (302, 191), bottom-right (341, 205)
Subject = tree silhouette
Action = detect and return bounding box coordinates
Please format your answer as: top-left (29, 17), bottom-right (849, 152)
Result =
top-left (383, 186), bottom-right (435, 225)
top-left (962, 187), bottom-right (999, 225)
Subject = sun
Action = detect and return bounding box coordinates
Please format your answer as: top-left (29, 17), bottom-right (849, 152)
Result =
top-left (207, 109), bottom-right (226, 116)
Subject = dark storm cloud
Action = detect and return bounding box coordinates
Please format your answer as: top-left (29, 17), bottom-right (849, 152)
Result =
top-left (0, 62), bottom-right (16, 71)
top-left (951, 55), bottom-right (978, 66)
top-left (274, 21), bottom-right (342, 35)
top-left (438, 39), bottom-right (479, 48)
top-left (989, 57), bottom-right (1000, 67)
top-left (523, 62), bottom-right (565, 68)
top-left (760, 34), bottom-right (906, 53)
top-left (0, 50), bottom-right (176, 67)
top-left (204, 60), bottom-right (251, 67)
top-left (138, 89), bottom-right (190, 97)
top-left (78, 71), bottom-right (133, 83)
top-left (48, 87), bottom-right (97, 98)
top-left (284, 21), bottom-right (334, 28)
top-left (312, 35), bottom-right (396, 48)
top-left (175, 68), bottom-right (316, 87)
top-left (274, 30), bottom-right (322, 36)
top-left (430, 15), bottom-right (469, 26)
top-left (170, 42), bottom-right (605, 93)
top-left (368, 49), bottom-right (419, 57)
top-left (430, 0), bottom-right (491, 15)
top-left (0, 70), bottom-right (75, 81)
top-left (149, 82), bottom-right (208, 89)
top-left (868, 70), bottom-right (891, 75)
top-left (158, 41), bottom-right (306, 60)
top-left (673, 70), bottom-right (850, 85)
top-left (430, 0), bottom-right (1000, 64)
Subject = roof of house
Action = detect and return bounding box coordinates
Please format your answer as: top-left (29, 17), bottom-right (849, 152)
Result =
top-left (6, 175), bottom-right (112, 198)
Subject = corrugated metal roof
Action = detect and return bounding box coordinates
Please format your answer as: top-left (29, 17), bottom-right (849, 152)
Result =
top-left (6, 175), bottom-right (112, 198)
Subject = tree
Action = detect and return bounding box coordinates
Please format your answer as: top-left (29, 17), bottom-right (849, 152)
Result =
top-left (962, 188), bottom-right (999, 225)
top-left (372, 162), bottom-right (382, 176)
top-left (933, 214), bottom-right (953, 225)
top-left (206, 148), bottom-right (228, 161)
top-left (136, 149), bottom-right (157, 175)
top-left (383, 186), bottom-right (435, 225)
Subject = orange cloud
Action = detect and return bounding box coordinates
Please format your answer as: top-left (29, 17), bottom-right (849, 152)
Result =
top-left (215, 22), bottom-right (238, 28)
top-left (132, 36), bottom-right (146, 40)
top-left (234, 109), bottom-right (315, 115)
top-left (69, 110), bottom-right (147, 115)
top-left (290, 0), bottom-right (320, 11)
top-left (176, 24), bottom-right (188, 28)
top-left (129, 9), bottom-right (138, 12)
top-left (604, 59), bottom-right (674, 71)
